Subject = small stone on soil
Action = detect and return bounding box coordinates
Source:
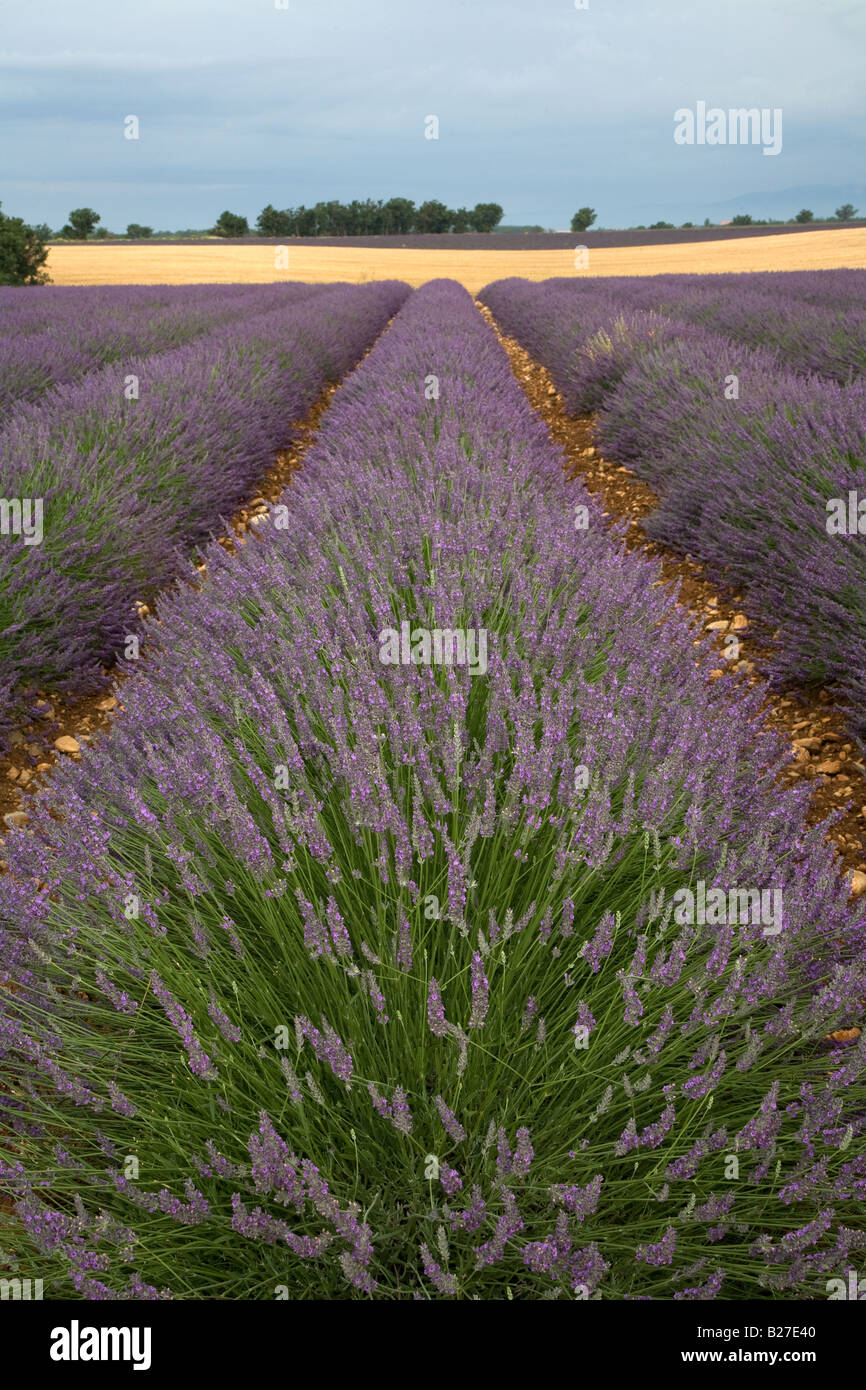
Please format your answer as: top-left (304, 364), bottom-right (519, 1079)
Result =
top-left (54, 736), bottom-right (81, 754)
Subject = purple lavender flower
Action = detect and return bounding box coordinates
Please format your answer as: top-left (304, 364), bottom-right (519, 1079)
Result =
top-left (440, 1165), bottom-right (463, 1196)
top-left (636, 1226), bottom-right (677, 1267)
top-left (395, 918), bottom-right (413, 971)
top-left (420, 1241), bottom-right (458, 1296)
top-left (550, 1174), bottom-right (603, 1221)
top-left (474, 1190), bottom-right (524, 1268)
top-left (207, 991), bottom-right (241, 1043)
top-left (426, 979), bottom-right (449, 1038)
top-left (150, 973), bottom-right (218, 1081)
top-left (582, 911), bottom-right (616, 972)
top-left (435, 1096), bottom-right (467, 1143)
top-left (391, 1086), bottom-right (413, 1135)
top-left (468, 951), bottom-right (489, 1029)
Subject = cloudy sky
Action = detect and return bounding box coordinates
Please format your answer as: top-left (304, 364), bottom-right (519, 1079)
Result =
top-left (2, 0), bottom-right (863, 231)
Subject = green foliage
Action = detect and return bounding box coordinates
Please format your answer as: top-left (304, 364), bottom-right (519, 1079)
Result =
top-left (0, 202), bottom-right (51, 285)
top-left (570, 207), bottom-right (597, 233)
top-left (295, 206), bottom-right (317, 236)
top-left (212, 210), bottom-right (249, 237)
top-left (793, 209), bottom-right (814, 224)
top-left (126, 223), bottom-right (154, 238)
top-left (414, 199), bottom-right (453, 233)
top-left (731, 214), bottom-right (753, 226)
top-left (835, 203), bottom-right (858, 221)
top-left (6, 687), bottom-right (863, 1299)
top-left (61, 207), bottom-right (100, 239)
top-left (256, 204), bottom-right (294, 236)
top-left (253, 197), bottom-right (501, 237)
top-left (382, 197), bottom-right (416, 233)
top-left (469, 202), bottom-right (504, 233)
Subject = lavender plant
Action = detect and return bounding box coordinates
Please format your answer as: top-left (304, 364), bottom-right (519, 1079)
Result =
top-left (481, 274), bottom-right (866, 735)
top-left (1, 282), bottom-right (864, 1301)
top-left (482, 272), bottom-right (866, 387)
top-left (0, 283), bottom-right (329, 419)
top-left (0, 279), bottom-right (409, 734)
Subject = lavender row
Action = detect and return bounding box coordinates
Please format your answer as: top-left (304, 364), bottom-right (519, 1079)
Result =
top-left (0, 282), bottom-right (331, 419)
top-left (481, 276), bottom-right (866, 731)
top-left (1, 281), bottom-right (862, 1300)
top-left (0, 279), bottom-right (409, 729)
top-left (494, 272), bottom-right (866, 384)
top-left (0, 282), bottom-right (319, 336)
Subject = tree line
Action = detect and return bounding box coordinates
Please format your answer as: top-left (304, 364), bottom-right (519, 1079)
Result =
top-left (2, 197), bottom-right (863, 286)
top-left (215, 199), bottom-right (505, 237)
top-left (633, 205), bottom-right (859, 231)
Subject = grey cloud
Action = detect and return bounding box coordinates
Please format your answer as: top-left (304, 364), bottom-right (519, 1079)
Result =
top-left (2, 0), bottom-right (862, 231)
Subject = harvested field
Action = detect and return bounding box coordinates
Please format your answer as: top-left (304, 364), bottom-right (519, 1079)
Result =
top-left (45, 227), bottom-right (866, 290)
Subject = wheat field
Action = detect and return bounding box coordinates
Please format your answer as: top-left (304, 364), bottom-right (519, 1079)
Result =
top-left (45, 227), bottom-right (866, 291)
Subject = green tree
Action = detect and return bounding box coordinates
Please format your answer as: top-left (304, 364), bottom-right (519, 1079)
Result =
top-left (212, 210), bottom-right (249, 237)
top-left (450, 207), bottom-right (472, 233)
top-left (835, 203), bottom-right (858, 221)
top-left (294, 206), bottom-right (317, 236)
top-left (381, 197), bottom-right (415, 234)
top-left (794, 208), bottom-right (814, 223)
top-left (61, 207), bottom-right (100, 239)
top-left (649, 220), bottom-right (674, 229)
top-left (365, 200), bottom-right (387, 234)
top-left (731, 214), bottom-right (753, 225)
top-left (126, 224), bottom-right (153, 238)
top-left (0, 203), bottom-right (51, 285)
top-left (259, 206), bottom-right (299, 236)
top-left (256, 204), bottom-right (286, 235)
top-left (470, 202), bottom-right (504, 233)
top-left (414, 199), bottom-right (453, 233)
top-left (570, 207), bottom-right (597, 233)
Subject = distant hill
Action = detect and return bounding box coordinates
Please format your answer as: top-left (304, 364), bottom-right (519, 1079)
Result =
top-left (638, 186), bottom-right (865, 228)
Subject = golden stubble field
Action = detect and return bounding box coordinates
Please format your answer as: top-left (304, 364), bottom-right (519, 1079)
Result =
top-left (46, 228), bottom-right (866, 291)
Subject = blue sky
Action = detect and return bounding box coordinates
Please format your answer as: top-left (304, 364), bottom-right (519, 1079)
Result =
top-left (1, 0), bottom-right (863, 231)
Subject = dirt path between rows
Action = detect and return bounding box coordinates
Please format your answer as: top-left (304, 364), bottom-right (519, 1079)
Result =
top-left (479, 301), bottom-right (866, 891)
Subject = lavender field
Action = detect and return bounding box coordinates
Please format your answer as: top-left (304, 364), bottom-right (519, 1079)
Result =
top-left (0, 280), bottom-right (408, 736)
top-left (1, 276), bottom-right (865, 1303)
top-left (481, 271), bottom-right (866, 733)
